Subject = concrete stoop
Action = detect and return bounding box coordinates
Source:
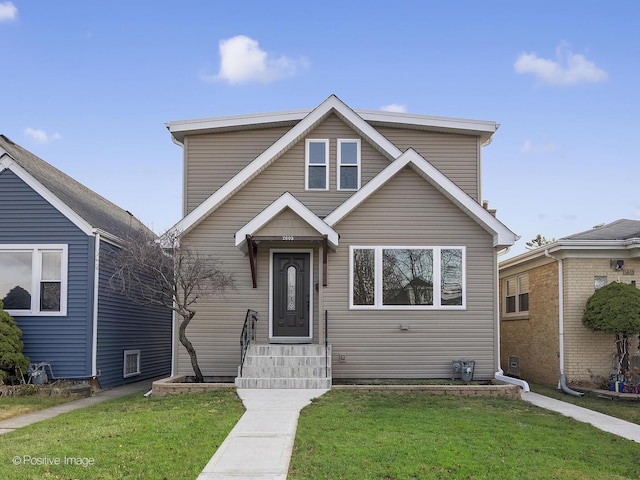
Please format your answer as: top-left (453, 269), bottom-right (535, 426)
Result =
top-left (235, 344), bottom-right (332, 389)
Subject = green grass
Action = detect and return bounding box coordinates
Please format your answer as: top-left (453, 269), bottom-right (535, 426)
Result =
top-left (530, 383), bottom-right (640, 425)
top-left (0, 390), bottom-right (244, 479)
top-left (0, 395), bottom-right (82, 421)
top-left (289, 390), bottom-right (640, 479)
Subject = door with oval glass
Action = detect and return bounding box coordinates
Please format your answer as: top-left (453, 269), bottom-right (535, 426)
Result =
top-left (272, 252), bottom-right (310, 338)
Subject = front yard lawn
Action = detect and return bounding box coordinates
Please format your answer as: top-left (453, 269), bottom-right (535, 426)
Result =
top-left (0, 395), bottom-right (80, 421)
top-left (289, 390), bottom-right (640, 479)
top-left (0, 390), bottom-right (244, 479)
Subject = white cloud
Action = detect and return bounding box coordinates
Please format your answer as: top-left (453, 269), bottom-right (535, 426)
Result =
top-left (24, 128), bottom-right (62, 144)
top-left (380, 104), bottom-right (407, 113)
top-left (514, 43), bottom-right (608, 86)
top-left (521, 139), bottom-right (560, 155)
top-left (206, 35), bottom-right (309, 84)
top-left (0, 1), bottom-right (17, 22)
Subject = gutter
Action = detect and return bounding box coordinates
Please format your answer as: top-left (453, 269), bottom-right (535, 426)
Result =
top-left (544, 249), bottom-right (583, 397)
top-left (495, 247), bottom-right (530, 391)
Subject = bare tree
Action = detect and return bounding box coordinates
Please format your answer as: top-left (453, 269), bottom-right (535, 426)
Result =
top-left (526, 234), bottom-right (555, 250)
top-left (106, 228), bottom-right (234, 383)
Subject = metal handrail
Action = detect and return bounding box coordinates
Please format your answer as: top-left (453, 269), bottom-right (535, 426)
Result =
top-left (240, 309), bottom-right (258, 377)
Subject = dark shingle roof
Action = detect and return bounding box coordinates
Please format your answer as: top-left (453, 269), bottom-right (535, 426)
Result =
top-left (0, 134), bottom-right (152, 239)
top-left (562, 219), bottom-right (640, 241)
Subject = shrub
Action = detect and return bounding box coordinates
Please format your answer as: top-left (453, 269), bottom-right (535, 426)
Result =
top-left (583, 281), bottom-right (640, 376)
top-left (0, 300), bottom-right (30, 384)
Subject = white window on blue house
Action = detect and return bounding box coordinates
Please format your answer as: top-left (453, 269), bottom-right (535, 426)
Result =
top-left (305, 139), bottom-right (329, 190)
top-left (123, 349), bottom-right (141, 378)
top-left (350, 246), bottom-right (465, 309)
top-left (337, 139), bottom-right (361, 190)
top-left (0, 245), bottom-right (67, 315)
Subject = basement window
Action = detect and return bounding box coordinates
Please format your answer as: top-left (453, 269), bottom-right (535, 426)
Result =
top-left (123, 349), bottom-right (141, 378)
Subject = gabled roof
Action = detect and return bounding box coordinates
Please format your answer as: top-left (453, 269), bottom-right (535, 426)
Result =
top-left (324, 148), bottom-right (518, 248)
top-left (167, 95), bottom-right (501, 238)
top-left (169, 95), bottom-right (404, 236)
top-left (235, 192), bottom-right (339, 250)
top-left (0, 135), bottom-right (151, 240)
top-left (500, 219), bottom-right (640, 269)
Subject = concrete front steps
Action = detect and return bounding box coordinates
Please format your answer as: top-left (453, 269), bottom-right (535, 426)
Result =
top-left (235, 344), bottom-right (332, 389)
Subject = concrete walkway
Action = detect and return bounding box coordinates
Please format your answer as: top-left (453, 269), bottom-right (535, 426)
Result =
top-left (521, 391), bottom-right (640, 443)
top-left (0, 379), bottom-right (154, 435)
top-left (197, 389), bottom-right (328, 480)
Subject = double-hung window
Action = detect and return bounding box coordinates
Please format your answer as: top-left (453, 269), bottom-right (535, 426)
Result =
top-left (504, 273), bottom-right (528, 315)
top-left (350, 246), bottom-right (465, 309)
top-left (337, 139), bottom-right (360, 190)
top-left (305, 139), bottom-right (329, 190)
top-left (0, 245), bottom-right (67, 315)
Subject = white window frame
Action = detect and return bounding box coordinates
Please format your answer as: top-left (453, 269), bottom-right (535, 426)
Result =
top-left (123, 349), bottom-right (141, 378)
top-left (0, 244), bottom-right (68, 316)
top-left (349, 245), bottom-right (466, 310)
top-left (503, 273), bottom-right (529, 316)
top-left (305, 139), bottom-right (329, 190)
top-left (337, 139), bottom-right (361, 191)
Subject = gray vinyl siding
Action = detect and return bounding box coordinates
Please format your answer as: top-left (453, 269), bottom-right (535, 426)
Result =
top-left (0, 169), bottom-right (94, 378)
top-left (183, 114), bottom-right (390, 217)
top-left (184, 126), bottom-right (291, 214)
top-left (95, 241), bottom-right (172, 387)
top-left (376, 126), bottom-right (481, 201)
top-left (175, 114), bottom-right (497, 379)
top-left (325, 167), bottom-right (496, 379)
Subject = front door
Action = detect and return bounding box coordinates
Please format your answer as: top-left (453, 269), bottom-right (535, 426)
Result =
top-left (272, 252), bottom-right (311, 339)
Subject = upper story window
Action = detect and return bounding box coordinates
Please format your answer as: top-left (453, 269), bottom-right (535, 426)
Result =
top-left (0, 245), bottom-right (68, 316)
top-left (305, 139), bottom-right (329, 190)
top-left (337, 139), bottom-right (361, 190)
top-left (350, 246), bottom-right (465, 309)
top-left (504, 273), bottom-right (528, 315)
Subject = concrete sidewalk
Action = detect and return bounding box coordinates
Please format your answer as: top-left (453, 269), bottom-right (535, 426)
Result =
top-left (0, 378), bottom-right (154, 435)
top-left (197, 389), bottom-right (328, 480)
top-left (521, 391), bottom-right (640, 443)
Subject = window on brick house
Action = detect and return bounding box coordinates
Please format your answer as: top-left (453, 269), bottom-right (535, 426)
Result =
top-left (504, 273), bottom-right (529, 315)
top-left (594, 276), bottom-right (607, 290)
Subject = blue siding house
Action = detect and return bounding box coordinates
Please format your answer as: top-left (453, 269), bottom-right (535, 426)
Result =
top-left (0, 135), bottom-right (171, 388)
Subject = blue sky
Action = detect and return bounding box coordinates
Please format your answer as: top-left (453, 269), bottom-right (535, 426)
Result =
top-left (1, 1), bottom-right (638, 257)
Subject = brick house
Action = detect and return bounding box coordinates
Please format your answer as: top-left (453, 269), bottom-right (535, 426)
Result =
top-left (499, 219), bottom-right (640, 388)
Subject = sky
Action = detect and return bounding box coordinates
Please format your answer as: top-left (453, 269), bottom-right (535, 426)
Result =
top-left (1, 1), bottom-right (638, 258)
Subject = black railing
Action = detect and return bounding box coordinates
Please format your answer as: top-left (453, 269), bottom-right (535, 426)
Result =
top-left (239, 309), bottom-right (258, 377)
top-left (324, 310), bottom-right (329, 377)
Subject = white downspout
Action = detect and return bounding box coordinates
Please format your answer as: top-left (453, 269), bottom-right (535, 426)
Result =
top-left (494, 247), bottom-right (530, 391)
top-left (545, 249), bottom-right (583, 396)
top-left (91, 232), bottom-right (100, 379)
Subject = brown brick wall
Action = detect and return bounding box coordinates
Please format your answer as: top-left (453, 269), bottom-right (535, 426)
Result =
top-left (501, 261), bottom-right (560, 386)
top-left (501, 256), bottom-right (640, 388)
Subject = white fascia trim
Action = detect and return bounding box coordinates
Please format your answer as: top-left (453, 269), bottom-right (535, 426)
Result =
top-left (166, 107), bottom-right (498, 143)
top-left (168, 94), bottom-right (402, 237)
top-left (235, 192), bottom-right (339, 249)
top-left (500, 239), bottom-right (640, 270)
top-left (0, 156), bottom-right (94, 236)
top-left (325, 149), bottom-right (518, 248)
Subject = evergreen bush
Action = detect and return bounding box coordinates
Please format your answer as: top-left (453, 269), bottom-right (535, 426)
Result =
top-left (0, 300), bottom-right (30, 384)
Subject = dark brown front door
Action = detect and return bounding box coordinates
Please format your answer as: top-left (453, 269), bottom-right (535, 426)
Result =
top-left (272, 252), bottom-right (310, 338)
